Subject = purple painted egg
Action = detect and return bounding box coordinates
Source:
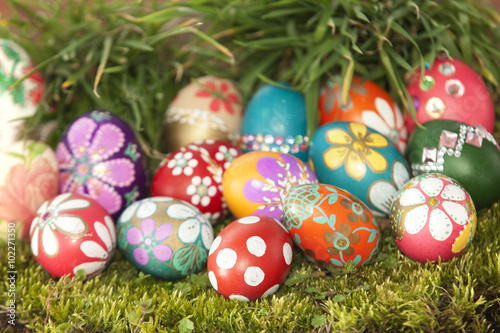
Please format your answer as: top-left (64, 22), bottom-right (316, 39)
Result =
top-left (56, 110), bottom-right (148, 220)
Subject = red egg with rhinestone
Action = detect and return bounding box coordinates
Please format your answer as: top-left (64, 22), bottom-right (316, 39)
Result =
top-left (207, 215), bottom-right (294, 301)
top-left (29, 193), bottom-right (116, 278)
top-left (406, 56), bottom-right (495, 135)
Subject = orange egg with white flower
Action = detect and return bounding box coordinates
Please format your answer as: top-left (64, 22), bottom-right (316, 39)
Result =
top-left (163, 76), bottom-right (244, 153)
top-left (318, 77), bottom-right (407, 153)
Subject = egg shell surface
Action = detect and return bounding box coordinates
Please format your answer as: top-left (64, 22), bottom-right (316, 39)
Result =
top-left (29, 193), bottom-right (116, 278)
top-left (406, 56), bottom-right (495, 134)
top-left (222, 151), bottom-right (318, 221)
top-left (163, 76), bottom-right (243, 152)
top-left (0, 140), bottom-right (59, 241)
top-left (407, 119), bottom-right (500, 210)
top-left (238, 83), bottom-right (309, 161)
top-left (117, 197), bottom-right (214, 280)
top-left (56, 110), bottom-right (148, 220)
top-left (389, 173), bottom-right (476, 263)
top-left (0, 39), bottom-right (45, 150)
top-left (319, 77), bottom-right (407, 153)
top-left (309, 121), bottom-right (410, 216)
top-left (207, 215), bottom-right (294, 301)
top-left (283, 184), bottom-right (381, 268)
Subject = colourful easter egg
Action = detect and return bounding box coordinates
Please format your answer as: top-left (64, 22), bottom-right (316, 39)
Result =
top-left (389, 173), bottom-right (476, 263)
top-left (309, 121), bottom-right (410, 216)
top-left (407, 119), bottom-right (500, 210)
top-left (222, 151), bottom-right (318, 221)
top-left (56, 110), bottom-right (149, 220)
top-left (207, 215), bottom-right (293, 301)
top-left (163, 76), bottom-right (243, 152)
top-left (238, 83), bottom-right (309, 161)
top-left (29, 193), bottom-right (116, 278)
top-left (319, 77), bottom-right (407, 153)
top-left (283, 184), bottom-right (381, 268)
top-left (406, 56), bottom-right (495, 134)
top-left (117, 197), bottom-right (214, 280)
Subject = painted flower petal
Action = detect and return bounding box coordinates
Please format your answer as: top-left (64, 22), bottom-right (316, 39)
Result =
top-left (133, 247), bottom-right (149, 266)
top-left (152, 244), bottom-right (173, 261)
top-left (31, 227), bottom-right (39, 257)
top-left (56, 142), bottom-right (76, 169)
top-left (326, 128), bottom-right (353, 145)
top-left (404, 205), bottom-right (428, 234)
top-left (177, 218), bottom-right (200, 244)
top-left (348, 122), bottom-right (368, 141)
top-left (429, 209), bottom-right (453, 241)
top-left (87, 178), bottom-right (122, 215)
top-left (42, 227), bottom-right (58, 256)
top-left (400, 188), bottom-right (426, 206)
top-left (256, 157), bottom-right (285, 185)
top-left (92, 158), bottom-right (135, 188)
top-left (420, 177), bottom-right (443, 197)
top-left (452, 223), bottom-right (472, 254)
top-left (243, 179), bottom-right (281, 204)
top-left (51, 193), bottom-right (73, 208)
top-left (364, 132), bottom-right (389, 148)
top-left (392, 161), bottom-right (410, 189)
top-left (86, 123), bottom-right (125, 162)
top-left (119, 202), bottom-right (138, 223)
top-left (279, 153), bottom-right (302, 176)
top-left (67, 117), bottom-right (97, 159)
top-left (140, 218), bottom-right (156, 237)
top-left (442, 201), bottom-right (469, 225)
top-left (363, 148), bottom-right (388, 173)
top-left (95, 221), bottom-right (113, 250)
top-left (155, 223), bottom-right (173, 242)
top-left (104, 216), bottom-right (116, 243)
top-left (394, 104), bottom-right (404, 128)
top-left (375, 97), bottom-right (395, 128)
top-left (167, 203), bottom-right (198, 219)
top-left (73, 261), bottom-right (104, 277)
top-left (54, 216), bottom-right (87, 236)
top-left (127, 227), bottom-right (143, 245)
top-left (324, 146), bottom-right (350, 170)
top-left (59, 172), bottom-right (78, 193)
top-left (345, 151), bottom-right (367, 181)
top-left (136, 201), bottom-right (158, 218)
top-left (58, 198), bottom-right (91, 212)
top-left (80, 240), bottom-right (107, 259)
top-left (361, 111), bottom-right (391, 136)
top-left (368, 180), bottom-right (396, 215)
top-left (252, 204), bottom-right (283, 220)
top-left (441, 184), bottom-right (466, 201)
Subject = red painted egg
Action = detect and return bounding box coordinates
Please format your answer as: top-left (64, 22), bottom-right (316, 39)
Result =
top-left (406, 56), bottom-right (495, 135)
top-left (283, 184), bottom-right (381, 268)
top-left (207, 215), bottom-right (293, 301)
top-left (29, 193), bottom-right (116, 278)
top-left (319, 77), bottom-right (407, 153)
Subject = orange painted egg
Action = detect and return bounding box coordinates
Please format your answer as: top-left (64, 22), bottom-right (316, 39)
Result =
top-left (319, 77), bottom-right (407, 153)
top-left (283, 183), bottom-right (381, 268)
top-left (222, 151), bottom-right (318, 221)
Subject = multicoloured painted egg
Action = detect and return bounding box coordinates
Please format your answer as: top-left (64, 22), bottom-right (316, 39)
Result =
top-left (309, 121), bottom-right (410, 216)
top-left (407, 119), bottom-right (500, 210)
top-left (163, 76), bottom-right (243, 152)
top-left (222, 151), bottom-right (318, 221)
top-left (283, 184), bottom-right (381, 268)
top-left (29, 193), bottom-right (116, 278)
top-left (389, 173), bottom-right (476, 263)
top-left (238, 83), bottom-right (309, 161)
top-left (117, 197), bottom-right (214, 280)
top-left (0, 39), bottom-right (45, 150)
top-left (0, 140), bottom-right (59, 242)
top-left (406, 56), bottom-right (495, 134)
top-left (207, 215), bottom-right (293, 301)
top-left (319, 77), bottom-right (407, 153)
top-left (151, 140), bottom-right (241, 225)
top-left (56, 110), bottom-right (148, 220)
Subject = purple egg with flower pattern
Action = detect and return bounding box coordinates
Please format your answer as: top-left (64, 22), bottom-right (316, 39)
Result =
top-left (56, 110), bottom-right (148, 220)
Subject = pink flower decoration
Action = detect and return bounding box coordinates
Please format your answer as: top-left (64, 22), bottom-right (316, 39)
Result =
top-left (126, 218), bottom-right (173, 266)
top-left (195, 80), bottom-right (240, 115)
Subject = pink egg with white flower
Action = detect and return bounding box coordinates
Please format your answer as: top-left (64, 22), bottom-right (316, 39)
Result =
top-left (29, 192), bottom-right (116, 278)
top-left (151, 140), bottom-right (241, 225)
top-left (389, 173), bottom-right (476, 263)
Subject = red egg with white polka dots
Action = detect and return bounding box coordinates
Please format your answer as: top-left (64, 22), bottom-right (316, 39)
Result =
top-left (207, 215), bottom-right (294, 302)
top-left (406, 56), bottom-right (495, 135)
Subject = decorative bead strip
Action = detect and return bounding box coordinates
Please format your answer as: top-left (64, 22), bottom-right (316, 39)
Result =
top-left (238, 133), bottom-right (309, 155)
top-left (411, 124), bottom-right (500, 175)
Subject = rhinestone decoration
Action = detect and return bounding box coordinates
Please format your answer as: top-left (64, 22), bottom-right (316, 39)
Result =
top-left (445, 79), bottom-right (465, 97)
top-left (419, 75), bottom-right (435, 91)
top-left (422, 147), bottom-right (438, 163)
top-left (439, 130), bottom-right (458, 148)
top-left (438, 62), bottom-right (456, 76)
top-left (239, 134), bottom-right (309, 153)
top-left (466, 132), bottom-right (483, 148)
top-left (426, 97), bottom-right (446, 118)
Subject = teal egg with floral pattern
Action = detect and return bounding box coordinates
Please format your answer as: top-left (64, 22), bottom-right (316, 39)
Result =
top-left (117, 197), bottom-right (214, 280)
top-left (309, 121), bottom-right (410, 216)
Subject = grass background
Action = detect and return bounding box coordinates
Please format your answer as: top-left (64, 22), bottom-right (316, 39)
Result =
top-left (0, 0), bottom-right (500, 331)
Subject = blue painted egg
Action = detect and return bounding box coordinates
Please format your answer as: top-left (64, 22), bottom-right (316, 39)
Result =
top-left (309, 121), bottom-right (410, 216)
top-left (117, 197), bottom-right (214, 280)
top-left (238, 83), bottom-right (309, 161)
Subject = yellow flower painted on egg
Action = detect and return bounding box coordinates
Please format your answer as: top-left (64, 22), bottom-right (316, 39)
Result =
top-left (323, 122), bottom-right (389, 181)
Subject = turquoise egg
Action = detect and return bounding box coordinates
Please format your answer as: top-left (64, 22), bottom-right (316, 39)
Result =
top-left (309, 121), bottom-right (410, 216)
top-left (238, 83), bottom-right (309, 161)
